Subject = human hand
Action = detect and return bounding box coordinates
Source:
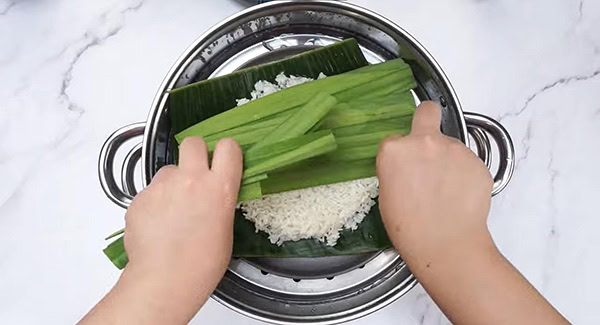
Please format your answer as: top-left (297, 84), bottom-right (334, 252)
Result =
top-left (375, 102), bottom-right (569, 325)
top-left (121, 137), bottom-right (242, 321)
top-left (376, 101), bottom-right (494, 269)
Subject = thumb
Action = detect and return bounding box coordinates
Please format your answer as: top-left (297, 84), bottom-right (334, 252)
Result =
top-left (411, 101), bottom-right (442, 136)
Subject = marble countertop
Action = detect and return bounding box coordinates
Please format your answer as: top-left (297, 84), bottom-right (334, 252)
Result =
top-left (1, 0), bottom-right (599, 324)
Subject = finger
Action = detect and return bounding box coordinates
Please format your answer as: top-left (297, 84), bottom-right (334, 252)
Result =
top-left (178, 136), bottom-right (209, 174)
top-left (211, 138), bottom-right (243, 190)
top-left (411, 101), bottom-right (442, 136)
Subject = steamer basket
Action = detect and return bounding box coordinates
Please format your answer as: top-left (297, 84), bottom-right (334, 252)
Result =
top-left (99, 1), bottom-right (515, 323)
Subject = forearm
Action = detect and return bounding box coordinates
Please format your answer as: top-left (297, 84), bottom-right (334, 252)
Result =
top-left (79, 266), bottom-right (212, 325)
top-left (403, 232), bottom-right (569, 325)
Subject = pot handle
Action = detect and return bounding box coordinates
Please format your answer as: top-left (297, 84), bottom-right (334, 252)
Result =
top-left (122, 142), bottom-right (143, 197)
top-left (464, 112), bottom-right (515, 196)
top-left (467, 125), bottom-right (492, 169)
top-left (98, 122), bottom-right (146, 208)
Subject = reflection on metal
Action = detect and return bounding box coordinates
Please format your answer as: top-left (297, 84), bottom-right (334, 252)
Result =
top-left (465, 112), bottom-right (515, 196)
top-left (121, 143), bottom-right (143, 197)
top-left (469, 125), bottom-right (492, 169)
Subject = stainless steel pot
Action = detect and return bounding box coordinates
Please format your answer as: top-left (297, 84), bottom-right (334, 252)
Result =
top-left (98, 1), bottom-right (515, 324)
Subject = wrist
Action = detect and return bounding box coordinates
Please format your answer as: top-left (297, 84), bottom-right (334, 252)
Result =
top-left (400, 229), bottom-right (499, 276)
top-left (113, 264), bottom-right (211, 324)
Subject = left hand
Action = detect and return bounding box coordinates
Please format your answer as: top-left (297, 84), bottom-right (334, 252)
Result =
top-left (123, 137), bottom-right (242, 308)
top-left (80, 137), bottom-right (243, 325)
top-left (124, 136), bottom-right (241, 288)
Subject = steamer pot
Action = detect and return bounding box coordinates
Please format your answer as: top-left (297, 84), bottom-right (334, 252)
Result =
top-left (99, 1), bottom-right (515, 323)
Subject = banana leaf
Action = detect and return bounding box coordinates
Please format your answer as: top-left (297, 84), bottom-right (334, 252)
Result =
top-left (102, 39), bottom-right (409, 270)
top-left (103, 198), bottom-right (391, 270)
top-left (170, 40), bottom-right (396, 258)
top-left (104, 237), bottom-right (128, 269)
top-left (173, 61), bottom-right (408, 141)
top-left (261, 158), bottom-right (378, 195)
top-left (169, 38), bottom-right (369, 135)
top-left (232, 201), bottom-right (391, 257)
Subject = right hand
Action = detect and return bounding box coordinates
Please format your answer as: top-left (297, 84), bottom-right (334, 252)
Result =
top-left (376, 101), bottom-right (494, 269)
top-left (376, 102), bottom-right (569, 325)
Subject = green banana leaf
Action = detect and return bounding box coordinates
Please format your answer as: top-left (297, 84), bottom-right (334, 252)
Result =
top-left (169, 38), bottom-right (393, 258)
top-left (232, 201), bottom-right (391, 257)
top-left (103, 39), bottom-right (401, 270)
top-left (104, 201), bottom-right (391, 270)
top-left (169, 38), bottom-right (369, 135)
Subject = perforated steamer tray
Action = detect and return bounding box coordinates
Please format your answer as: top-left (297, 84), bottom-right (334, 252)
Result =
top-left (99, 1), bottom-right (515, 324)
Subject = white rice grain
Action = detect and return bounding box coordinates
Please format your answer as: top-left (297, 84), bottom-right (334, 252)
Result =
top-left (241, 178), bottom-right (379, 246)
top-left (237, 72), bottom-right (379, 246)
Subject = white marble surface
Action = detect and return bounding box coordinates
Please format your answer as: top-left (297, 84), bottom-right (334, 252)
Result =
top-left (1, 0), bottom-right (599, 324)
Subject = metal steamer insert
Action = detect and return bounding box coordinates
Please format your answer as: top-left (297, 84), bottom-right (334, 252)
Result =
top-left (99, 1), bottom-right (515, 324)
